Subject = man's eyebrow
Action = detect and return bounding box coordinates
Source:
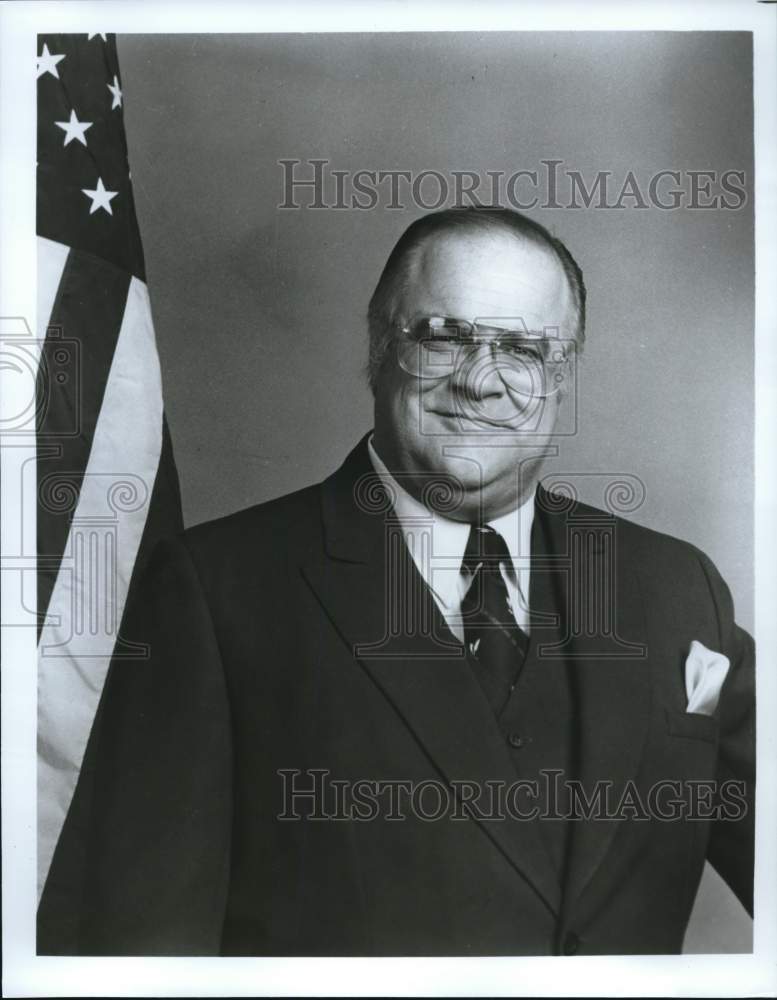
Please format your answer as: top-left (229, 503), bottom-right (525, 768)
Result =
top-left (472, 319), bottom-right (562, 338)
top-left (404, 316), bottom-right (569, 340)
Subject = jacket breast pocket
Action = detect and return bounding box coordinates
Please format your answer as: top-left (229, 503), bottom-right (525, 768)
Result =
top-left (665, 707), bottom-right (719, 744)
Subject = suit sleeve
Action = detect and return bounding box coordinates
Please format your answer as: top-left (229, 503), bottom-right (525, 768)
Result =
top-left (37, 535), bottom-right (233, 956)
top-left (696, 550), bottom-right (755, 916)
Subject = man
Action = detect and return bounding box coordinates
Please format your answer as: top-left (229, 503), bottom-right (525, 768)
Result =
top-left (38, 207), bottom-right (754, 956)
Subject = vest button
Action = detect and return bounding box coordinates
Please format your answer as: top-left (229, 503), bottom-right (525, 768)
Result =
top-left (563, 932), bottom-right (580, 955)
top-left (507, 732), bottom-right (525, 749)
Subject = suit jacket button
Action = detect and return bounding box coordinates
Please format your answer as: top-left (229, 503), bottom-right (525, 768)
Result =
top-left (563, 932), bottom-right (580, 955)
top-left (507, 733), bottom-right (525, 749)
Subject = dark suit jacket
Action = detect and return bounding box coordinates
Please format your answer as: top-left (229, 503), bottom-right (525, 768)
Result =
top-left (38, 433), bottom-right (754, 956)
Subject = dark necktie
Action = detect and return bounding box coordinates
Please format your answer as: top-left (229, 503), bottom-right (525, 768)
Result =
top-left (461, 524), bottom-right (530, 715)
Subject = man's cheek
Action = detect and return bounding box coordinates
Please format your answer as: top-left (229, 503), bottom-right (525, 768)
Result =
top-left (397, 385), bottom-right (424, 435)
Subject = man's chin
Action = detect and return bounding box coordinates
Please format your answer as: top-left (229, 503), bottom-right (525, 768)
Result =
top-left (424, 442), bottom-right (534, 479)
top-left (419, 455), bottom-right (513, 496)
top-left (416, 447), bottom-right (544, 515)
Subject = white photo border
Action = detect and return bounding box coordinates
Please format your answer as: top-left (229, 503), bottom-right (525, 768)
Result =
top-left (1, 1), bottom-right (775, 996)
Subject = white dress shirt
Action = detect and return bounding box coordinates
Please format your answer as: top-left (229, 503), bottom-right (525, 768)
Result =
top-left (367, 436), bottom-right (535, 642)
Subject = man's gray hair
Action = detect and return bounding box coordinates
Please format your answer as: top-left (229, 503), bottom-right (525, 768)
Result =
top-left (365, 206), bottom-right (586, 394)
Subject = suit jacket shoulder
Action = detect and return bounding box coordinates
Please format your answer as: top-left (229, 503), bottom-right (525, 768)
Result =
top-left (179, 482), bottom-right (323, 586)
top-left (557, 493), bottom-right (742, 647)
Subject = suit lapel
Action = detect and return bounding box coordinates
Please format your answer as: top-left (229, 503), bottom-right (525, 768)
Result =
top-left (302, 436), bottom-right (562, 916)
top-left (531, 487), bottom-right (652, 914)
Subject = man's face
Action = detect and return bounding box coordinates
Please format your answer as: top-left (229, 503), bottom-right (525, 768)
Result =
top-left (373, 230), bottom-right (577, 521)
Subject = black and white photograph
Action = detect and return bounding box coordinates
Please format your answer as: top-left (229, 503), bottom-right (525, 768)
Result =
top-left (1, 1), bottom-right (776, 996)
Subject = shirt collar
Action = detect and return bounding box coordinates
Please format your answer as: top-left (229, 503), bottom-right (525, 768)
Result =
top-left (367, 435), bottom-right (535, 609)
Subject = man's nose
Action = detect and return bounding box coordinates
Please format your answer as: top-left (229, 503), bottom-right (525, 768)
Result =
top-left (449, 344), bottom-right (505, 401)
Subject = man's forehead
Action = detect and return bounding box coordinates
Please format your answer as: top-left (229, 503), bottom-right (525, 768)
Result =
top-left (399, 229), bottom-right (573, 327)
top-left (414, 227), bottom-right (547, 264)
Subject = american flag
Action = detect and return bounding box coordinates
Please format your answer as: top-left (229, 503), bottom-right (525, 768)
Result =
top-left (36, 34), bottom-right (182, 903)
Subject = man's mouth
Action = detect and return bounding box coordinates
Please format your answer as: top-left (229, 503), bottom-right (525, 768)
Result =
top-left (427, 407), bottom-right (503, 426)
top-left (426, 406), bottom-right (533, 432)
top-left (428, 408), bottom-right (479, 420)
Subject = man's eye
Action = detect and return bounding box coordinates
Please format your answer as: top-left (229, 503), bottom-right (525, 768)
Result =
top-left (422, 339), bottom-right (457, 353)
top-left (412, 323), bottom-right (443, 340)
top-left (500, 343), bottom-right (542, 361)
top-left (411, 317), bottom-right (469, 340)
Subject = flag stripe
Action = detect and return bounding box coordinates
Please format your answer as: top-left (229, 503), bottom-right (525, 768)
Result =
top-left (131, 414), bottom-right (184, 586)
top-left (37, 248), bottom-right (131, 634)
top-left (36, 418), bottom-right (183, 946)
top-left (37, 237), bottom-right (69, 343)
top-left (37, 274), bottom-right (165, 898)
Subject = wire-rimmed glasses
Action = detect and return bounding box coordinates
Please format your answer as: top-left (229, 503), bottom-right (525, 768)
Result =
top-left (395, 316), bottom-right (574, 400)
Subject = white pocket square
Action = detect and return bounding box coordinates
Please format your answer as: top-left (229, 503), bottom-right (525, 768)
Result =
top-left (685, 640), bottom-right (730, 716)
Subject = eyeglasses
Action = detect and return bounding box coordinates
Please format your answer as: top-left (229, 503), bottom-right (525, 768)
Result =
top-left (395, 316), bottom-right (574, 399)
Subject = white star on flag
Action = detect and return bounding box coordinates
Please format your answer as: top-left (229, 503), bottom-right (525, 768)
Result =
top-left (87, 33), bottom-right (107, 41)
top-left (107, 75), bottom-right (123, 109)
top-left (37, 44), bottom-right (65, 80)
top-left (81, 177), bottom-right (119, 215)
top-left (55, 110), bottom-right (93, 147)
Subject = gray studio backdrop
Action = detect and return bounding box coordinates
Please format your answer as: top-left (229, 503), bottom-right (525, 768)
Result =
top-left (118, 31), bottom-right (754, 953)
